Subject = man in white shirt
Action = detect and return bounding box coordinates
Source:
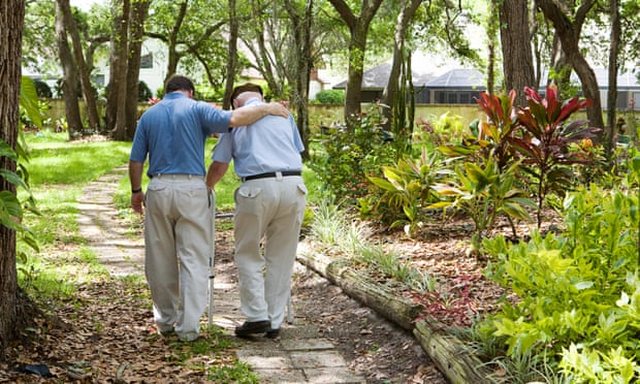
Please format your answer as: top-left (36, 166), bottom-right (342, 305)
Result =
top-left (206, 83), bottom-right (306, 338)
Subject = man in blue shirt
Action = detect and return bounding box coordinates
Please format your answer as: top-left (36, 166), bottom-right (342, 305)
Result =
top-left (206, 83), bottom-right (306, 339)
top-left (129, 75), bottom-right (288, 342)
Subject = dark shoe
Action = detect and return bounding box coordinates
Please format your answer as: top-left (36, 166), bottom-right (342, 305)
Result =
top-left (235, 320), bottom-right (271, 337)
top-left (265, 328), bottom-right (280, 339)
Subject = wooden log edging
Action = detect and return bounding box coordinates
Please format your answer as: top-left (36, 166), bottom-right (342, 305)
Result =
top-left (414, 321), bottom-right (491, 384)
top-left (297, 247), bottom-right (493, 384)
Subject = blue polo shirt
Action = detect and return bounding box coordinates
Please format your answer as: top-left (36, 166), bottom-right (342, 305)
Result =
top-left (212, 98), bottom-right (303, 177)
top-left (130, 92), bottom-right (232, 177)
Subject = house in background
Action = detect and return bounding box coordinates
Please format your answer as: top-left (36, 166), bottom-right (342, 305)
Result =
top-left (582, 68), bottom-right (639, 111)
top-left (334, 58), bottom-right (640, 110)
top-left (94, 39), bottom-right (168, 95)
top-left (332, 62), bottom-right (436, 103)
top-left (420, 68), bottom-right (486, 104)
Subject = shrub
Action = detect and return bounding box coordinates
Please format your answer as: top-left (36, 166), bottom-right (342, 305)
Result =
top-left (138, 80), bottom-right (153, 101)
top-left (480, 160), bottom-right (640, 381)
top-left (313, 89), bottom-right (345, 105)
top-left (364, 145), bottom-right (449, 235)
top-left (309, 106), bottom-right (396, 204)
top-left (34, 79), bottom-right (53, 99)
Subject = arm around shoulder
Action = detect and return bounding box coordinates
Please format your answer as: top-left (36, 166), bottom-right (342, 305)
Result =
top-left (229, 102), bottom-right (289, 127)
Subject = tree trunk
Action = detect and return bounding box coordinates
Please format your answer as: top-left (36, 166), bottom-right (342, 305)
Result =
top-left (57, 0), bottom-right (100, 133)
top-left (284, 0), bottom-right (314, 160)
top-left (536, 0), bottom-right (604, 130)
top-left (381, 0), bottom-right (422, 128)
top-left (55, 0), bottom-right (84, 139)
top-left (124, 0), bottom-right (151, 140)
top-left (605, 0), bottom-right (620, 162)
top-left (108, 0), bottom-right (130, 141)
top-left (499, 0), bottom-right (535, 106)
top-left (0, 0), bottom-right (25, 350)
top-left (485, 0), bottom-right (498, 95)
top-left (344, 24), bottom-right (367, 123)
top-left (328, 0), bottom-right (384, 127)
top-left (162, 2), bottom-right (188, 86)
top-left (222, 0), bottom-right (239, 110)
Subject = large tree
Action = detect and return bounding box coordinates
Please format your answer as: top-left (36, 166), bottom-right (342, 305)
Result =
top-left (106, 0), bottom-right (130, 139)
top-left (240, 0), bottom-right (290, 99)
top-left (145, 0), bottom-right (228, 87)
top-left (56, 0), bottom-right (101, 132)
top-left (107, 0), bottom-right (150, 141)
top-left (499, 0), bottom-right (535, 106)
top-left (605, 0), bottom-right (621, 160)
top-left (222, 0), bottom-right (239, 110)
top-left (55, 0), bottom-right (84, 138)
top-left (284, 0), bottom-right (315, 159)
top-left (328, 0), bottom-right (384, 125)
top-left (536, 0), bottom-right (604, 129)
top-left (381, 0), bottom-right (422, 128)
top-left (124, 0), bottom-right (151, 140)
top-left (0, 0), bottom-right (25, 350)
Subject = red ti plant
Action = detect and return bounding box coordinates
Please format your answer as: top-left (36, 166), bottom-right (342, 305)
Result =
top-left (474, 89), bottom-right (520, 170)
top-left (512, 84), bottom-right (601, 227)
top-left (441, 90), bottom-right (519, 170)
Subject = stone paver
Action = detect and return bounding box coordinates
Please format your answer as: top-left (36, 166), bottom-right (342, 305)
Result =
top-left (78, 167), bottom-right (366, 383)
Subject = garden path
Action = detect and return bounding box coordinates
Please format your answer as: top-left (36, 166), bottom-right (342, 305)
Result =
top-left (76, 165), bottom-right (444, 383)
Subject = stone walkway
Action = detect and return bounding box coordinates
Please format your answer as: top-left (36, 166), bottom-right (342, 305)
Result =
top-left (77, 166), bottom-right (366, 383)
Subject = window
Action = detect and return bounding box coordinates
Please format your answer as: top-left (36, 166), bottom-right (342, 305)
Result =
top-left (140, 53), bottom-right (153, 69)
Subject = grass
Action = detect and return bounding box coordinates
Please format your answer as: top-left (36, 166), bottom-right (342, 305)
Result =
top-left (309, 199), bottom-right (437, 293)
top-left (17, 131), bottom-right (131, 299)
top-left (13, 131), bottom-right (270, 380)
top-left (162, 325), bottom-right (259, 383)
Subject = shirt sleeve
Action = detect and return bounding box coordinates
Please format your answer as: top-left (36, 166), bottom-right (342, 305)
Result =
top-left (196, 101), bottom-right (233, 134)
top-left (289, 115), bottom-right (305, 153)
top-left (211, 133), bottom-right (233, 164)
top-left (129, 118), bottom-right (148, 162)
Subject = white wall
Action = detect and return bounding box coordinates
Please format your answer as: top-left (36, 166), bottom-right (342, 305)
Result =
top-left (97, 39), bottom-right (168, 96)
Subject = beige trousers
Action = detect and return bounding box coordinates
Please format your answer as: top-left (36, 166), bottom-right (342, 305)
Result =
top-left (234, 175), bottom-right (306, 330)
top-left (144, 174), bottom-right (213, 341)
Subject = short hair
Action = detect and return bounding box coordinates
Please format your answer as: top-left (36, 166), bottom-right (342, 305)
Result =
top-left (230, 83), bottom-right (263, 107)
top-left (165, 75), bottom-right (195, 94)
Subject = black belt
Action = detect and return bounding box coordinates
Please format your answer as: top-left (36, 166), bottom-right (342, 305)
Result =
top-left (242, 170), bottom-right (301, 181)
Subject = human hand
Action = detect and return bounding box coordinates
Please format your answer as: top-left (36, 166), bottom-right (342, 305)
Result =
top-left (131, 191), bottom-right (144, 214)
top-left (266, 102), bottom-right (289, 118)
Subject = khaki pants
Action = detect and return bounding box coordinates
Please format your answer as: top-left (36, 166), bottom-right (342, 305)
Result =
top-left (144, 174), bottom-right (213, 341)
top-left (234, 175), bottom-right (306, 330)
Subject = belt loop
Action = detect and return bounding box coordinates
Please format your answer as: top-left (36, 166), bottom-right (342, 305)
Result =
top-left (275, 171), bottom-right (283, 181)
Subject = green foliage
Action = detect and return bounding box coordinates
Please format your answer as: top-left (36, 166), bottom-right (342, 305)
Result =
top-left (364, 146), bottom-right (449, 235)
top-left (439, 87), bottom-right (599, 232)
top-left (313, 89), bottom-right (345, 105)
top-left (309, 200), bottom-right (436, 292)
top-left (480, 179), bottom-right (640, 382)
top-left (309, 107), bottom-right (396, 204)
top-left (208, 362), bottom-right (259, 383)
top-left (1, 77), bottom-right (44, 264)
top-left (415, 112), bottom-right (467, 149)
top-left (432, 158), bottom-right (532, 253)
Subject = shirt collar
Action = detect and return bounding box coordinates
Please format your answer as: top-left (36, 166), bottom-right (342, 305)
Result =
top-left (164, 91), bottom-right (188, 100)
top-left (244, 97), bottom-right (262, 107)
